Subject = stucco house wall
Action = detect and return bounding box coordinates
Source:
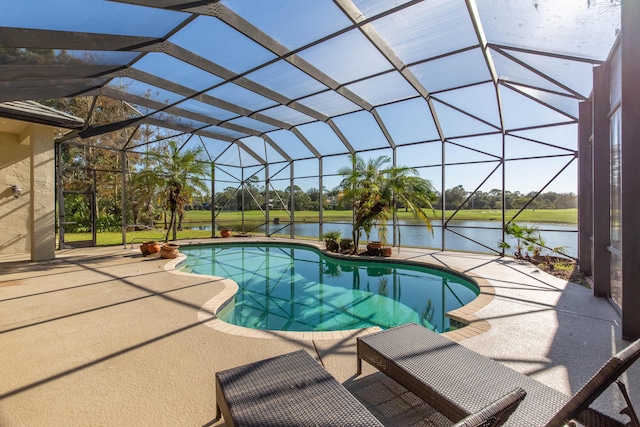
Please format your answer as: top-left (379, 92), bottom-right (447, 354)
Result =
top-left (0, 128), bottom-right (32, 255)
top-left (0, 120), bottom-right (56, 260)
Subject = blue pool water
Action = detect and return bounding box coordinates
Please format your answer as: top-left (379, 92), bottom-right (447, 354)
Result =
top-left (180, 243), bottom-right (479, 333)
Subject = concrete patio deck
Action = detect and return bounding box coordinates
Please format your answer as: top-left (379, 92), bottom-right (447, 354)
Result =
top-left (0, 238), bottom-right (637, 426)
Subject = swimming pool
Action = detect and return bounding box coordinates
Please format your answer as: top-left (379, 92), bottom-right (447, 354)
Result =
top-left (180, 243), bottom-right (479, 333)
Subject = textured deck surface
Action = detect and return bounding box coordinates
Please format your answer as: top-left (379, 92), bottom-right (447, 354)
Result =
top-left (0, 238), bottom-right (636, 426)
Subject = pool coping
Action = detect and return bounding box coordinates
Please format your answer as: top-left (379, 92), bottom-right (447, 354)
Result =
top-left (164, 238), bottom-right (494, 342)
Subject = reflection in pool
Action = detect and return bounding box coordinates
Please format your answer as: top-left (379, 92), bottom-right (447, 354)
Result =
top-left (180, 243), bottom-right (479, 332)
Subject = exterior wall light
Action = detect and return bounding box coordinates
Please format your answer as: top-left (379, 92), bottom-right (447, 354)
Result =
top-left (12, 185), bottom-right (23, 198)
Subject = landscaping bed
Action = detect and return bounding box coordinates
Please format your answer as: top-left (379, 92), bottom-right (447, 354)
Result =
top-left (526, 255), bottom-right (590, 288)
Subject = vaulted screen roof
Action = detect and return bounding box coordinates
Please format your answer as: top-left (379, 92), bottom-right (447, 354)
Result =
top-left (0, 0), bottom-right (620, 166)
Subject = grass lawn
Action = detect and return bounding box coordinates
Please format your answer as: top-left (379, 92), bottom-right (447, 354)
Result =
top-left (62, 208), bottom-right (577, 247)
top-left (63, 229), bottom-right (214, 247)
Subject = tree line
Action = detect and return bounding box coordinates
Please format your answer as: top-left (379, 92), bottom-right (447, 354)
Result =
top-left (436, 185), bottom-right (577, 211)
top-left (212, 183), bottom-right (577, 212)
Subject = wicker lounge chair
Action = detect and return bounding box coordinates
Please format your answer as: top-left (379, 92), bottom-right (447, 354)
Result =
top-left (214, 349), bottom-right (528, 427)
top-left (215, 350), bottom-right (383, 427)
top-left (357, 323), bottom-right (640, 427)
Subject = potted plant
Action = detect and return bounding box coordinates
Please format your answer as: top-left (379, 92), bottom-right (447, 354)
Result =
top-left (339, 237), bottom-right (353, 253)
top-left (322, 230), bottom-right (341, 252)
top-left (220, 229), bottom-right (232, 238)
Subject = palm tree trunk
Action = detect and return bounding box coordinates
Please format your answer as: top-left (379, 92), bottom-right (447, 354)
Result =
top-left (352, 227), bottom-right (359, 254)
top-left (177, 210), bottom-right (184, 231)
top-left (166, 209), bottom-right (176, 242)
top-left (393, 197), bottom-right (400, 252)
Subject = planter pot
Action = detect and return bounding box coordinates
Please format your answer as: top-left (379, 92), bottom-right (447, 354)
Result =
top-left (380, 247), bottom-right (392, 257)
top-left (147, 241), bottom-right (161, 255)
top-left (220, 229), bottom-right (232, 238)
top-left (160, 243), bottom-right (180, 259)
top-left (141, 241), bottom-right (162, 256)
top-left (367, 241), bottom-right (383, 252)
top-left (140, 242), bottom-right (150, 256)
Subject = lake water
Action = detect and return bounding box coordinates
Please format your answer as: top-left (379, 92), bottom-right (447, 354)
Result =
top-left (185, 219), bottom-right (578, 258)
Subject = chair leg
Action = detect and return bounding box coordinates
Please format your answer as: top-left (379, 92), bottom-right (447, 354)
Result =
top-left (616, 380), bottom-right (640, 427)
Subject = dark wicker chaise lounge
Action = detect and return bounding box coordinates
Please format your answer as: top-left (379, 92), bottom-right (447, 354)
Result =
top-left (214, 349), bottom-right (528, 427)
top-left (215, 350), bottom-right (383, 427)
top-left (357, 323), bottom-right (640, 427)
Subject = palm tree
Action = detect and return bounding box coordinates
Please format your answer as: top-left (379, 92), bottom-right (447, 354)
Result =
top-left (137, 140), bottom-right (209, 242)
top-left (337, 154), bottom-right (387, 251)
top-left (337, 154), bottom-right (436, 253)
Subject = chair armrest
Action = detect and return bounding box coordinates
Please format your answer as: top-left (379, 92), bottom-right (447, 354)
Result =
top-left (452, 388), bottom-right (527, 427)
